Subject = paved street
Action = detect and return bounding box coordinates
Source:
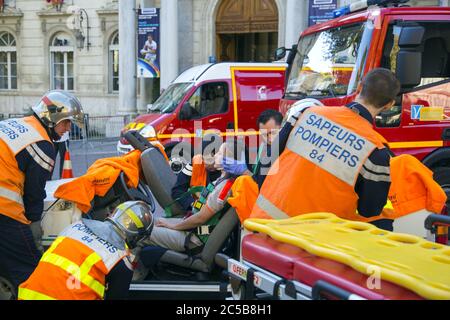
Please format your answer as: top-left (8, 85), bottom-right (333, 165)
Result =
top-left (52, 138), bottom-right (119, 180)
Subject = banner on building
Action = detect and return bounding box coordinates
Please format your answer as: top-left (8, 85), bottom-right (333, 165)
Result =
top-left (308, 0), bottom-right (338, 26)
top-left (137, 8), bottom-right (160, 78)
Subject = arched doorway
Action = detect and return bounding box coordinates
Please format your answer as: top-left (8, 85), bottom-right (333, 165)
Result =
top-left (215, 0), bottom-right (279, 62)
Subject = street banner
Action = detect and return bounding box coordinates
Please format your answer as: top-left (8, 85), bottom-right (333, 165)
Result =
top-left (308, 0), bottom-right (337, 26)
top-left (137, 7), bottom-right (160, 78)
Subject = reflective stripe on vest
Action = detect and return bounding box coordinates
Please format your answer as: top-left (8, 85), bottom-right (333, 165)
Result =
top-left (0, 186), bottom-right (23, 207)
top-left (287, 109), bottom-right (376, 186)
top-left (18, 288), bottom-right (56, 300)
top-left (26, 143), bottom-right (54, 172)
top-left (61, 222), bottom-right (128, 271)
top-left (256, 194), bottom-right (289, 220)
top-left (41, 237), bottom-right (105, 298)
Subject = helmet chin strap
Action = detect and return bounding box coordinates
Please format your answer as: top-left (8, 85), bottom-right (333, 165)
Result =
top-left (49, 127), bottom-right (62, 141)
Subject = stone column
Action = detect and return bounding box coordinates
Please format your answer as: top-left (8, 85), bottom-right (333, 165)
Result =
top-left (139, 0), bottom-right (157, 114)
top-left (118, 0), bottom-right (137, 115)
top-left (285, 0), bottom-right (308, 49)
top-left (160, 0), bottom-right (179, 90)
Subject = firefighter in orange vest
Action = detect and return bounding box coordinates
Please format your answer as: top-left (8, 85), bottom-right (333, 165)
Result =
top-left (252, 68), bottom-right (401, 231)
top-left (171, 137), bottom-right (222, 212)
top-left (0, 90), bottom-right (85, 295)
top-left (18, 201), bottom-right (154, 300)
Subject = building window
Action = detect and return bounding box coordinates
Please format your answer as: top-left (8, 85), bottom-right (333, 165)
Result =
top-left (0, 31), bottom-right (17, 90)
top-left (50, 32), bottom-right (74, 90)
top-left (109, 32), bottom-right (119, 93)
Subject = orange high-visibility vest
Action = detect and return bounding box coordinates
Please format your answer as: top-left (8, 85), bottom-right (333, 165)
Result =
top-left (190, 155), bottom-right (207, 188)
top-left (382, 154), bottom-right (447, 218)
top-left (0, 116), bottom-right (53, 224)
top-left (252, 106), bottom-right (389, 222)
top-left (228, 175), bottom-right (259, 223)
top-left (18, 222), bottom-right (128, 300)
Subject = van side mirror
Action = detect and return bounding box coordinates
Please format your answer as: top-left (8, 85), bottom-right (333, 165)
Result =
top-left (396, 51), bottom-right (422, 88)
top-left (274, 47), bottom-right (287, 61)
top-left (398, 25), bottom-right (425, 47)
top-left (286, 44), bottom-right (298, 66)
top-left (395, 25), bottom-right (425, 88)
top-left (179, 102), bottom-right (192, 120)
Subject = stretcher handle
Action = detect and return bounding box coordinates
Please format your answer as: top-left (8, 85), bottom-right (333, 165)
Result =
top-left (424, 214), bottom-right (450, 231)
top-left (215, 253), bottom-right (229, 270)
top-left (124, 130), bottom-right (153, 152)
top-left (312, 280), bottom-right (359, 300)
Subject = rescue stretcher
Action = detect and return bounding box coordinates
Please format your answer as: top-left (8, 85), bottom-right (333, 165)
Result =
top-left (217, 213), bottom-right (450, 301)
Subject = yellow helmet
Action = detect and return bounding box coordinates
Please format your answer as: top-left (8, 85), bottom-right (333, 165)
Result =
top-left (107, 201), bottom-right (154, 248)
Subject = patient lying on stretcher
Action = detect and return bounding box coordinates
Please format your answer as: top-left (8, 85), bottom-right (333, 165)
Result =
top-left (139, 139), bottom-right (251, 253)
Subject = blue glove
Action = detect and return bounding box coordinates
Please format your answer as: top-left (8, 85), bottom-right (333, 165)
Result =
top-left (222, 157), bottom-right (248, 176)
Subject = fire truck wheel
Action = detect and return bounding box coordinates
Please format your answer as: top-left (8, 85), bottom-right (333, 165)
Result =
top-left (433, 167), bottom-right (450, 207)
top-left (0, 276), bottom-right (15, 300)
top-left (230, 280), bottom-right (246, 300)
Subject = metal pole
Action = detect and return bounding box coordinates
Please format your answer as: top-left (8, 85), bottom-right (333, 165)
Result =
top-left (118, 0), bottom-right (137, 116)
top-left (160, 0), bottom-right (179, 90)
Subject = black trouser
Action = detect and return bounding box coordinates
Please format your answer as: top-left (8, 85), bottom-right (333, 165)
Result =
top-left (371, 219), bottom-right (394, 231)
top-left (0, 215), bottom-right (42, 295)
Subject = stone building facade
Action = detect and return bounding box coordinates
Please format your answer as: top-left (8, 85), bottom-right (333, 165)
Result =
top-left (0, 0), bottom-right (446, 116)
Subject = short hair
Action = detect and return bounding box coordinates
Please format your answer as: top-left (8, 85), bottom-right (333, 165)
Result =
top-left (359, 68), bottom-right (401, 109)
top-left (257, 109), bottom-right (283, 127)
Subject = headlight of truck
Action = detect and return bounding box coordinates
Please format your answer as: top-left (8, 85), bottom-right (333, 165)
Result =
top-left (140, 125), bottom-right (157, 139)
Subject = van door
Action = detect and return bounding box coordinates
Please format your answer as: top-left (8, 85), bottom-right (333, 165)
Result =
top-left (375, 17), bottom-right (450, 159)
top-left (178, 81), bottom-right (234, 137)
top-left (230, 67), bottom-right (286, 132)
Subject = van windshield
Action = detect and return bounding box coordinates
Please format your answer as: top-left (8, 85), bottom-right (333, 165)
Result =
top-left (286, 22), bottom-right (368, 98)
top-left (149, 82), bottom-right (194, 114)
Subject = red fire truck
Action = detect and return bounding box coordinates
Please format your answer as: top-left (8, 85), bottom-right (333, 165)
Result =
top-left (276, 0), bottom-right (450, 204)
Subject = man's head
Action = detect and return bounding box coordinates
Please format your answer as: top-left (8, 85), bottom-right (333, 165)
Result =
top-left (32, 90), bottom-right (85, 140)
top-left (356, 68), bottom-right (401, 114)
top-left (214, 139), bottom-right (248, 172)
top-left (147, 34), bottom-right (153, 42)
top-left (258, 109), bottom-right (283, 144)
top-left (201, 134), bottom-right (222, 171)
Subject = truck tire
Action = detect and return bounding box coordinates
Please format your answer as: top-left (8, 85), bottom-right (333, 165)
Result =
top-left (433, 167), bottom-right (450, 208)
top-left (0, 276), bottom-right (15, 300)
top-left (230, 281), bottom-right (246, 300)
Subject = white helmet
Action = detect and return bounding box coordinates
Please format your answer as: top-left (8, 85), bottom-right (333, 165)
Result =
top-left (32, 90), bottom-right (85, 129)
top-left (286, 98), bottom-right (324, 120)
top-left (107, 201), bottom-right (154, 249)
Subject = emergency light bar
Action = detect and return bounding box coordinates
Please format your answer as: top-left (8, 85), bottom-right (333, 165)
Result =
top-left (333, 0), bottom-right (410, 18)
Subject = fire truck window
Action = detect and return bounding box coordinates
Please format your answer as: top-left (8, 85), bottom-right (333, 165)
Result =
top-left (375, 105), bottom-right (402, 128)
top-left (187, 82), bottom-right (229, 119)
top-left (383, 22), bottom-right (450, 89)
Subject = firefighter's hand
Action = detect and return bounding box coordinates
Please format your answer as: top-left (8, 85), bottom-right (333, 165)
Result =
top-left (30, 221), bottom-right (44, 253)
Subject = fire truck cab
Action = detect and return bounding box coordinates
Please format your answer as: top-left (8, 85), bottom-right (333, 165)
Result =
top-left (276, 0), bottom-right (450, 204)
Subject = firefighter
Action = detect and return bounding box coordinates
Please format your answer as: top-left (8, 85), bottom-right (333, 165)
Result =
top-left (252, 68), bottom-right (401, 231)
top-left (18, 201), bottom-right (154, 300)
top-left (0, 90), bottom-right (85, 295)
